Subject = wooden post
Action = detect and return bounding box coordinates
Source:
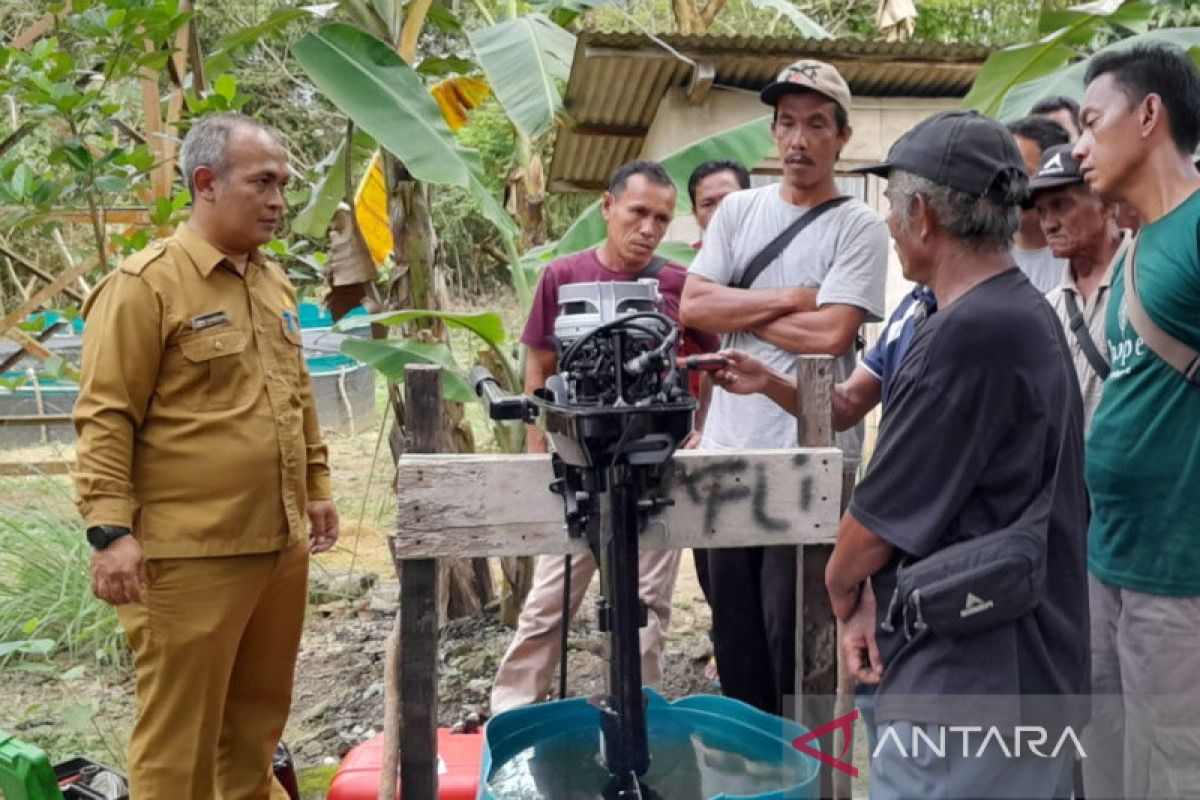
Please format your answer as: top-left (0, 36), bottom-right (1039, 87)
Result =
top-left (794, 355), bottom-right (838, 799)
top-left (392, 364), bottom-right (441, 800)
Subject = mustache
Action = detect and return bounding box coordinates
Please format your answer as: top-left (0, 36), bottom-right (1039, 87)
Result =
top-left (785, 155), bottom-right (816, 166)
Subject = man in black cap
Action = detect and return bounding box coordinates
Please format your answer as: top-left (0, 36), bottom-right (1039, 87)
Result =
top-left (1032, 143), bottom-right (1130, 430)
top-left (679, 59), bottom-right (887, 716)
top-left (823, 111), bottom-right (1089, 797)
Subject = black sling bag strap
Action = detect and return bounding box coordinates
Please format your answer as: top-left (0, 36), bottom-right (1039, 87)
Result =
top-left (882, 327), bottom-right (1073, 640)
top-left (1062, 290), bottom-right (1111, 380)
top-left (638, 255), bottom-right (667, 280)
top-left (735, 195), bottom-right (851, 290)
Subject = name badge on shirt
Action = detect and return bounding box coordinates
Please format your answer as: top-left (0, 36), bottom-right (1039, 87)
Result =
top-left (190, 311), bottom-right (229, 331)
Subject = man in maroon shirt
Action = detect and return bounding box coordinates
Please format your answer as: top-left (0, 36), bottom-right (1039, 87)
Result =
top-left (491, 160), bottom-right (717, 713)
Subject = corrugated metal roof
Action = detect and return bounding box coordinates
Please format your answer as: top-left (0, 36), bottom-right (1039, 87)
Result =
top-left (551, 32), bottom-right (991, 190)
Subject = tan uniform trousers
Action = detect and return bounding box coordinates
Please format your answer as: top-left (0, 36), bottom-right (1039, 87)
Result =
top-left (116, 538), bottom-right (308, 800)
top-left (491, 548), bottom-right (680, 714)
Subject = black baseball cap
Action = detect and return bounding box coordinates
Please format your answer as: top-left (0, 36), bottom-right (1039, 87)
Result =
top-left (1028, 143), bottom-right (1085, 196)
top-left (855, 111), bottom-right (1029, 205)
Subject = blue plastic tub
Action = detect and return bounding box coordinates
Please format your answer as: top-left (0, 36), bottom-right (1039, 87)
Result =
top-left (480, 690), bottom-right (821, 799)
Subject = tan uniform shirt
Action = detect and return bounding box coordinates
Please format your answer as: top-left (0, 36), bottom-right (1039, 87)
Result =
top-left (1045, 232), bottom-right (1131, 431)
top-left (74, 223), bottom-right (331, 558)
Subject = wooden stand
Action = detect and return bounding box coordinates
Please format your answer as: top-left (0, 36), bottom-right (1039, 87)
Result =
top-left (385, 357), bottom-right (844, 798)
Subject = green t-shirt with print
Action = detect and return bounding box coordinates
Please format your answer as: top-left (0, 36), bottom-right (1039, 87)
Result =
top-left (1086, 187), bottom-right (1200, 596)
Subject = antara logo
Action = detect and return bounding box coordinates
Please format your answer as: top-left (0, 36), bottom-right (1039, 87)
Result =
top-left (873, 724), bottom-right (1087, 761)
top-left (792, 709), bottom-right (860, 777)
top-left (790, 710), bottom-right (1088, 776)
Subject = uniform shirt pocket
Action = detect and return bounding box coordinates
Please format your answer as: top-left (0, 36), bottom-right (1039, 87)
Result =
top-left (176, 328), bottom-right (250, 410)
top-left (276, 313), bottom-right (306, 388)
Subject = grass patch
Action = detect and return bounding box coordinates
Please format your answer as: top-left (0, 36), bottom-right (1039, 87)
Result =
top-left (298, 764), bottom-right (338, 799)
top-left (0, 477), bottom-right (126, 667)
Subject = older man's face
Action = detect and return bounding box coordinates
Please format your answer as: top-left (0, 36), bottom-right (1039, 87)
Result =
top-left (883, 184), bottom-right (927, 284)
top-left (204, 126), bottom-right (289, 252)
top-left (1034, 183), bottom-right (1111, 260)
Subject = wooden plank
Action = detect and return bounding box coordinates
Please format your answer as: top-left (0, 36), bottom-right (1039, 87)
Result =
top-left (0, 243), bottom-right (85, 303)
top-left (795, 355), bottom-right (838, 800)
top-left (4, 328), bottom-right (81, 382)
top-left (0, 415), bottom-right (73, 427)
top-left (393, 447), bottom-right (842, 558)
top-left (11, 11), bottom-right (68, 50)
top-left (159, 0), bottom-right (194, 183)
top-left (395, 364), bottom-right (441, 800)
top-left (0, 256), bottom-right (97, 337)
top-left (0, 461), bottom-right (72, 476)
top-left (0, 208), bottom-right (153, 225)
top-left (140, 39), bottom-right (169, 200)
top-left (832, 468), bottom-right (858, 800)
top-left (0, 322), bottom-right (64, 374)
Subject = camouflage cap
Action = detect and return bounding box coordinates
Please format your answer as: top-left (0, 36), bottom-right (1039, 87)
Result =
top-left (760, 59), bottom-right (852, 114)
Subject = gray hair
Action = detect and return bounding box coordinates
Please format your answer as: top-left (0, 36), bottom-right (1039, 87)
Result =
top-left (888, 169), bottom-right (1019, 251)
top-left (178, 113), bottom-right (270, 195)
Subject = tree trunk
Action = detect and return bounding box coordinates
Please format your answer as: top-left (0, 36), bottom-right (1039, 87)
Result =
top-left (507, 134), bottom-right (547, 250)
top-left (385, 154), bottom-right (492, 621)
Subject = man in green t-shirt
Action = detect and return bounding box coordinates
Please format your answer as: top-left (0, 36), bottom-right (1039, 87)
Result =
top-left (1074, 44), bottom-right (1200, 800)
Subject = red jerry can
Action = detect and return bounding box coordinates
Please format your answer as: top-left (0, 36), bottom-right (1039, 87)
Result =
top-left (327, 728), bottom-right (483, 800)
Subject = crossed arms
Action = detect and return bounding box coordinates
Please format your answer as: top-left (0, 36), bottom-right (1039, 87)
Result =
top-left (679, 276), bottom-right (866, 356)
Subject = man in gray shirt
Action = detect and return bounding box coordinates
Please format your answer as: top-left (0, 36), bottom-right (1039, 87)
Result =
top-left (680, 59), bottom-right (887, 715)
top-left (1008, 116), bottom-right (1071, 292)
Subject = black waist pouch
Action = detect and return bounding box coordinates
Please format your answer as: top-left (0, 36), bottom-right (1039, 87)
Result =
top-left (881, 355), bottom-right (1071, 641)
top-left (883, 524), bottom-right (1047, 640)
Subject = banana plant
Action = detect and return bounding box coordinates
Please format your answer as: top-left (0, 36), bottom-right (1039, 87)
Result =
top-left (959, 0), bottom-right (1198, 120)
top-left (984, 26), bottom-right (1200, 121)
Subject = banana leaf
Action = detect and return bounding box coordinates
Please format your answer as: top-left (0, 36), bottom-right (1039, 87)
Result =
top-left (993, 27), bottom-right (1200, 121)
top-left (336, 308), bottom-right (506, 345)
top-left (468, 13), bottom-right (575, 140)
top-left (340, 338), bottom-right (475, 402)
top-left (963, 0), bottom-right (1179, 118)
top-left (293, 23), bottom-right (517, 241)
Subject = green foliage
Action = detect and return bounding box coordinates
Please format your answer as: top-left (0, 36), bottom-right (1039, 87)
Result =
top-left (298, 765), bottom-right (339, 799)
top-left (340, 338), bottom-right (478, 401)
top-left (338, 307), bottom-right (519, 390)
top-left (291, 129), bottom-right (377, 239)
top-left (0, 480), bottom-right (127, 668)
top-left (0, 28), bottom-right (163, 219)
top-left (963, 0), bottom-right (1200, 119)
top-left (995, 27), bottom-right (1200, 121)
top-left (293, 23), bottom-right (518, 243)
top-left (468, 13), bottom-right (576, 139)
top-left (344, 308), bottom-right (507, 345)
top-left (913, 0), bottom-right (1045, 46)
top-left (746, 0), bottom-right (831, 38)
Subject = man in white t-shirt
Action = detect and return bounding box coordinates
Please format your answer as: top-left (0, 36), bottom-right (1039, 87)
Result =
top-left (1008, 116), bottom-right (1071, 292)
top-left (679, 59), bottom-right (887, 716)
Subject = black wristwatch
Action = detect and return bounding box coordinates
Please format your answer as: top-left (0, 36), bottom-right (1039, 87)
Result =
top-left (86, 525), bottom-right (132, 550)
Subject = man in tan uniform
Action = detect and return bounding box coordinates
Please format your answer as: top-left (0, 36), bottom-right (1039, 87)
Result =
top-left (74, 113), bottom-right (339, 799)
